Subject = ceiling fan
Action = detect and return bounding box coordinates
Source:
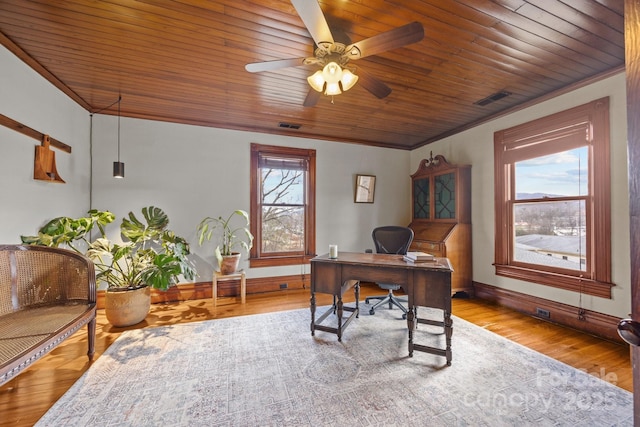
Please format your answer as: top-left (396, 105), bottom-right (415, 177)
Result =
top-left (245, 0), bottom-right (425, 107)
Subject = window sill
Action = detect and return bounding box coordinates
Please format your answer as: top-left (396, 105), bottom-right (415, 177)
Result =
top-left (494, 264), bottom-right (614, 298)
top-left (250, 255), bottom-right (314, 268)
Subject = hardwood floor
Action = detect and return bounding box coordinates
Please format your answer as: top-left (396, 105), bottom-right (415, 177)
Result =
top-left (0, 284), bottom-right (631, 427)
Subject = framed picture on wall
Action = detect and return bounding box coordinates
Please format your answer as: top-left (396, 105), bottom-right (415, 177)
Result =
top-left (355, 174), bottom-right (376, 203)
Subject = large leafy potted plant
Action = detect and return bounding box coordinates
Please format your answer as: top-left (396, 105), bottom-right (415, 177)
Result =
top-left (22, 206), bottom-right (196, 327)
top-left (197, 210), bottom-right (253, 275)
top-left (20, 209), bottom-right (116, 252)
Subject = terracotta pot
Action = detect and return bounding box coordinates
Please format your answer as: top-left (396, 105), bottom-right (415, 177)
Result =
top-left (105, 286), bottom-right (151, 327)
top-left (219, 253), bottom-right (241, 275)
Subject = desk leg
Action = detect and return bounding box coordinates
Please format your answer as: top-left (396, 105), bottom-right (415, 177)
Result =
top-left (407, 306), bottom-right (416, 357)
top-left (309, 282), bottom-right (359, 342)
top-left (336, 297), bottom-right (344, 342)
top-left (445, 311), bottom-right (453, 366)
top-left (310, 292), bottom-right (316, 336)
top-left (354, 282), bottom-right (360, 318)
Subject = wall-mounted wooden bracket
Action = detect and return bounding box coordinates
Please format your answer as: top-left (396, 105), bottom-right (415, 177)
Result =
top-left (34, 135), bottom-right (65, 183)
top-left (0, 113), bottom-right (71, 183)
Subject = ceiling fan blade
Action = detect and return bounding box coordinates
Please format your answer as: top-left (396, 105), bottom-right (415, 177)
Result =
top-left (357, 70), bottom-right (392, 99)
top-left (345, 21), bottom-right (424, 60)
top-left (290, 0), bottom-right (334, 48)
top-left (303, 88), bottom-right (321, 107)
top-left (245, 58), bottom-right (307, 73)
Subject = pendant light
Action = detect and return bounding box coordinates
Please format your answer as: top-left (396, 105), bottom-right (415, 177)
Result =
top-left (113, 96), bottom-right (125, 178)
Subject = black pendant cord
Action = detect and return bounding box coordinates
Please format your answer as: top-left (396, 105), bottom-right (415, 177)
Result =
top-left (117, 96), bottom-right (121, 164)
top-left (90, 95), bottom-right (124, 178)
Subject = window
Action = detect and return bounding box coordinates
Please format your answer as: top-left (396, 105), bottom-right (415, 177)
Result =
top-left (250, 143), bottom-right (316, 267)
top-left (494, 97), bottom-right (614, 298)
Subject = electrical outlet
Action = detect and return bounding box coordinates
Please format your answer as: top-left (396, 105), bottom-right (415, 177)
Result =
top-left (279, 283), bottom-right (288, 289)
top-left (536, 307), bottom-right (550, 318)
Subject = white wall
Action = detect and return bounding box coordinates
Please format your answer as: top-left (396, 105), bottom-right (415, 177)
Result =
top-left (0, 45), bottom-right (91, 243)
top-left (411, 72), bottom-right (630, 318)
top-left (88, 113), bottom-right (410, 282)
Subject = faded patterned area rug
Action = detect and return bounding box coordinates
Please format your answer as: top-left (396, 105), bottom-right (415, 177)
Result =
top-left (36, 306), bottom-right (633, 426)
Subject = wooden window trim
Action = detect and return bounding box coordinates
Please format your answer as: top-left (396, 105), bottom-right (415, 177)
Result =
top-left (249, 143), bottom-right (316, 267)
top-left (494, 97), bottom-right (614, 298)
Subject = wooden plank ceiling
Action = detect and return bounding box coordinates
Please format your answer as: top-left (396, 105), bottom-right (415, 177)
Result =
top-left (0, 0), bottom-right (624, 150)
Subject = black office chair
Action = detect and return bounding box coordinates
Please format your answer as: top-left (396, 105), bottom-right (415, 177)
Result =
top-left (365, 226), bottom-right (414, 319)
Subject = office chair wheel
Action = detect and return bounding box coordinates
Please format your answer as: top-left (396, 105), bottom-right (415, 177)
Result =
top-left (369, 308), bottom-right (375, 315)
top-left (402, 313), bottom-right (407, 320)
top-left (365, 298), bottom-right (370, 304)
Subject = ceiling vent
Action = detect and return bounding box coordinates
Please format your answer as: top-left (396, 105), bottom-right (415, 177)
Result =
top-left (278, 122), bottom-right (301, 129)
top-left (474, 90), bottom-right (512, 106)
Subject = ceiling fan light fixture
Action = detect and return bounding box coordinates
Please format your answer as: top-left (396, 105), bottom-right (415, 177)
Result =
top-left (340, 69), bottom-right (358, 91)
top-left (307, 71), bottom-right (325, 92)
top-left (322, 61), bottom-right (342, 83)
top-left (325, 81), bottom-right (342, 96)
top-left (307, 63), bottom-right (358, 96)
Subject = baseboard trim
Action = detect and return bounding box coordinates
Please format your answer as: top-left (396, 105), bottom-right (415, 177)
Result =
top-left (96, 274), bottom-right (310, 309)
top-left (473, 281), bottom-right (623, 343)
top-left (96, 278), bottom-right (624, 344)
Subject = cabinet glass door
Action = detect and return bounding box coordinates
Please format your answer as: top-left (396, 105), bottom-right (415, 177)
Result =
top-left (434, 172), bottom-right (456, 219)
top-left (413, 177), bottom-right (430, 219)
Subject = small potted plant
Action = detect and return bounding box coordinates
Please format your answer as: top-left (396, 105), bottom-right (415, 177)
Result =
top-left (197, 209), bottom-right (254, 274)
top-left (22, 206), bottom-right (196, 327)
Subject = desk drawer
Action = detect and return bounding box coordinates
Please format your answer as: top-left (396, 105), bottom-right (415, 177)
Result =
top-left (411, 240), bottom-right (444, 256)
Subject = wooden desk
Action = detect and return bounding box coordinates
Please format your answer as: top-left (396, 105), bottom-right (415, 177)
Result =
top-left (310, 252), bottom-right (453, 365)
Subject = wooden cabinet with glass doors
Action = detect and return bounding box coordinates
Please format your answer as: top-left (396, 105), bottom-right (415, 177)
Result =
top-left (409, 154), bottom-right (472, 294)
